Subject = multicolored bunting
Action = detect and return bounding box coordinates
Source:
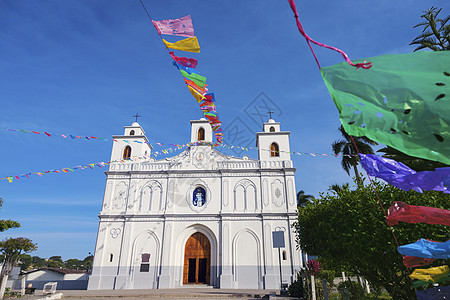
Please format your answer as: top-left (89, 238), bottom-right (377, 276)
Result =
top-left (409, 265), bottom-right (449, 283)
top-left (321, 51), bottom-right (450, 165)
top-left (179, 69), bottom-right (207, 88)
top-left (416, 285), bottom-right (450, 300)
top-left (146, 9), bottom-right (223, 144)
top-left (170, 52), bottom-right (198, 68)
top-left (152, 15), bottom-right (194, 37)
top-left (1, 144), bottom-right (191, 183)
top-left (5, 127), bottom-right (368, 158)
top-left (403, 256), bottom-right (435, 269)
top-left (359, 154), bottom-right (450, 194)
top-left (162, 37), bottom-right (200, 53)
top-left (387, 201), bottom-right (450, 227)
top-left (397, 239), bottom-right (450, 259)
top-left (5, 128), bottom-right (109, 141)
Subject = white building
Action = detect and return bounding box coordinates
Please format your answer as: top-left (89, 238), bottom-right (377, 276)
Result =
top-left (88, 118), bottom-right (302, 290)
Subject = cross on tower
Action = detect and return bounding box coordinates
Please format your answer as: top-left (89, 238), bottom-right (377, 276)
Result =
top-left (133, 113), bottom-right (141, 122)
top-left (267, 110), bottom-right (275, 119)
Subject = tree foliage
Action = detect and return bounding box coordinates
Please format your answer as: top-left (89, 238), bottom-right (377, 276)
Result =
top-left (294, 178), bottom-right (450, 300)
top-left (0, 238), bottom-right (37, 281)
top-left (0, 199), bottom-right (20, 233)
top-left (297, 190), bottom-right (314, 207)
top-left (410, 7), bottom-right (450, 51)
top-left (331, 125), bottom-right (377, 182)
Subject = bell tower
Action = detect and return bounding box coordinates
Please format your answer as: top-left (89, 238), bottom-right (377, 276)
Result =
top-left (110, 122), bottom-right (152, 161)
top-left (190, 118), bottom-right (213, 144)
top-left (256, 118), bottom-right (291, 161)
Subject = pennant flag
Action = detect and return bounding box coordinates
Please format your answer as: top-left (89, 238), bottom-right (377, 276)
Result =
top-left (359, 154), bottom-right (450, 194)
top-left (403, 256), bottom-right (435, 268)
top-left (187, 85), bottom-right (206, 103)
top-left (387, 201), bottom-right (450, 226)
top-left (204, 93), bottom-right (215, 102)
top-left (416, 285), bottom-right (450, 300)
top-left (184, 78), bottom-right (207, 94)
top-left (180, 70), bottom-right (207, 88)
top-left (409, 265), bottom-right (449, 283)
top-left (152, 15), bottom-right (194, 37)
top-left (172, 60), bottom-right (200, 75)
top-left (412, 273), bottom-right (450, 288)
top-left (398, 239), bottom-right (450, 259)
top-left (170, 52), bottom-right (198, 68)
top-left (321, 51), bottom-right (450, 165)
top-left (162, 37), bottom-right (200, 53)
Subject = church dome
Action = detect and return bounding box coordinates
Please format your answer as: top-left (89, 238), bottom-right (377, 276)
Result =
top-left (268, 118), bottom-right (276, 123)
top-left (132, 122), bottom-right (140, 126)
top-left (200, 118), bottom-right (207, 121)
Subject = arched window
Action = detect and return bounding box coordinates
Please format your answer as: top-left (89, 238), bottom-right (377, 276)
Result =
top-left (270, 126), bottom-right (275, 132)
top-left (270, 142), bottom-right (279, 157)
top-left (197, 128), bottom-right (205, 141)
top-left (130, 130), bottom-right (135, 135)
top-left (123, 146), bottom-right (132, 159)
top-left (282, 250), bottom-right (287, 260)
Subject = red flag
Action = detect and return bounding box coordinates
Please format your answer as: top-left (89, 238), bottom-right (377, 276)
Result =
top-left (403, 256), bottom-right (436, 268)
top-left (387, 201), bottom-right (450, 226)
top-left (171, 52), bottom-right (198, 68)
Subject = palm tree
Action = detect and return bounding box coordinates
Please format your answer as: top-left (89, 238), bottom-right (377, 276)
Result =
top-left (331, 125), bottom-right (378, 183)
top-left (327, 183), bottom-right (350, 194)
top-left (410, 7), bottom-right (450, 51)
top-left (296, 190), bottom-right (314, 207)
top-left (377, 146), bottom-right (448, 172)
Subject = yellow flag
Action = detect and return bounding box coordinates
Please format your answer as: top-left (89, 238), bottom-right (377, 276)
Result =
top-left (187, 85), bottom-right (206, 103)
top-left (410, 265), bottom-right (449, 282)
top-left (162, 37), bottom-right (200, 53)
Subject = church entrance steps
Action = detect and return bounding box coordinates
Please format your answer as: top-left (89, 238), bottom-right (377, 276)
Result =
top-left (26, 289), bottom-right (297, 300)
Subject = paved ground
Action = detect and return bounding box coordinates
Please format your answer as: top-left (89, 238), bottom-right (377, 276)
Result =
top-left (17, 288), bottom-right (297, 300)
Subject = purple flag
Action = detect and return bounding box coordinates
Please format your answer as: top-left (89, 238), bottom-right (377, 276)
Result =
top-left (359, 154), bottom-right (450, 194)
top-left (398, 239), bottom-right (450, 259)
top-left (152, 15), bottom-right (194, 37)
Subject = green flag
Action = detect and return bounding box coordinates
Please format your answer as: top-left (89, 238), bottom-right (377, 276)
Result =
top-left (321, 51), bottom-right (450, 165)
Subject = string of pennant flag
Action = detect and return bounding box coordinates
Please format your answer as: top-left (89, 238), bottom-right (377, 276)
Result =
top-left (1, 141), bottom-right (362, 183)
top-left (4, 127), bottom-right (360, 158)
top-left (139, 3), bottom-right (223, 143)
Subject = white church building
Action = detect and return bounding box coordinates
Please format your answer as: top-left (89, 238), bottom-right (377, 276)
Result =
top-left (87, 118), bottom-right (303, 290)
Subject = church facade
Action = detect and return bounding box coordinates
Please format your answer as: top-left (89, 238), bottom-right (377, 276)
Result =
top-left (87, 118), bottom-right (303, 290)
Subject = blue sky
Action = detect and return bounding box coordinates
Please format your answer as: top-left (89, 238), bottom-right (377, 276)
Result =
top-left (0, 0), bottom-right (448, 260)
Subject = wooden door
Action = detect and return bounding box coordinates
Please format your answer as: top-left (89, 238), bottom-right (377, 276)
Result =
top-left (183, 232), bottom-right (211, 284)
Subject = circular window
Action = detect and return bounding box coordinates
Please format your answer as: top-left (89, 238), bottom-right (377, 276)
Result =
top-left (193, 187), bottom-right (206, 207)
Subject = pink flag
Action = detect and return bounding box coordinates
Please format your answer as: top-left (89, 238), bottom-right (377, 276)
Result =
top-left (152, 15), bottom-right (194, 37)
top-left (387, 201), bottom-right (450, 226)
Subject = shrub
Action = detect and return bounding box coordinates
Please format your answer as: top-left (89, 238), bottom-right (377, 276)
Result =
top-left (288, 272), bottom-right (304, 299)
top-left (337, 280), bottom-right (365, 300)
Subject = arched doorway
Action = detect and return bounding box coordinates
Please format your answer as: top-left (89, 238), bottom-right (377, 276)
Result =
top-left (183, 232), bottom-right (210, 284)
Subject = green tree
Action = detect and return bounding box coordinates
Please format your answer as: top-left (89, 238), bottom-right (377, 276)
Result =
top-left (331, 125), bottom-right (377, 183)
top-left (0, 199), bottom-right (20, 233)
top-left (0, 238), bottom-right (37, 299)
top-left (82, 254), bottom-right (94, 272)
top-left (31, 256), bottom-right (46, 269)
top-left (64, 258), bottom-right (82, 270)
top-left (47, 256), bottom-right (63, 268)
top-left (296, 190), bottom-right (314, 207)
top-left (410, 7), bottom-right (450, 51)
top-left (327, 183), bottom-right (350, 194)
top-left (18, 254), bottom-right (32, 271)
top-left (294, 178), bottom-right (449, 300)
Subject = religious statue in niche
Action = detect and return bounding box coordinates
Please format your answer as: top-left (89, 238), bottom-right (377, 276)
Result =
top-left (193, 187), bottom-right (206, 207)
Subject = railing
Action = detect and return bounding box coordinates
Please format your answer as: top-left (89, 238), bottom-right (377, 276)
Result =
top-left (109, 162), bottom-right (181, 171)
